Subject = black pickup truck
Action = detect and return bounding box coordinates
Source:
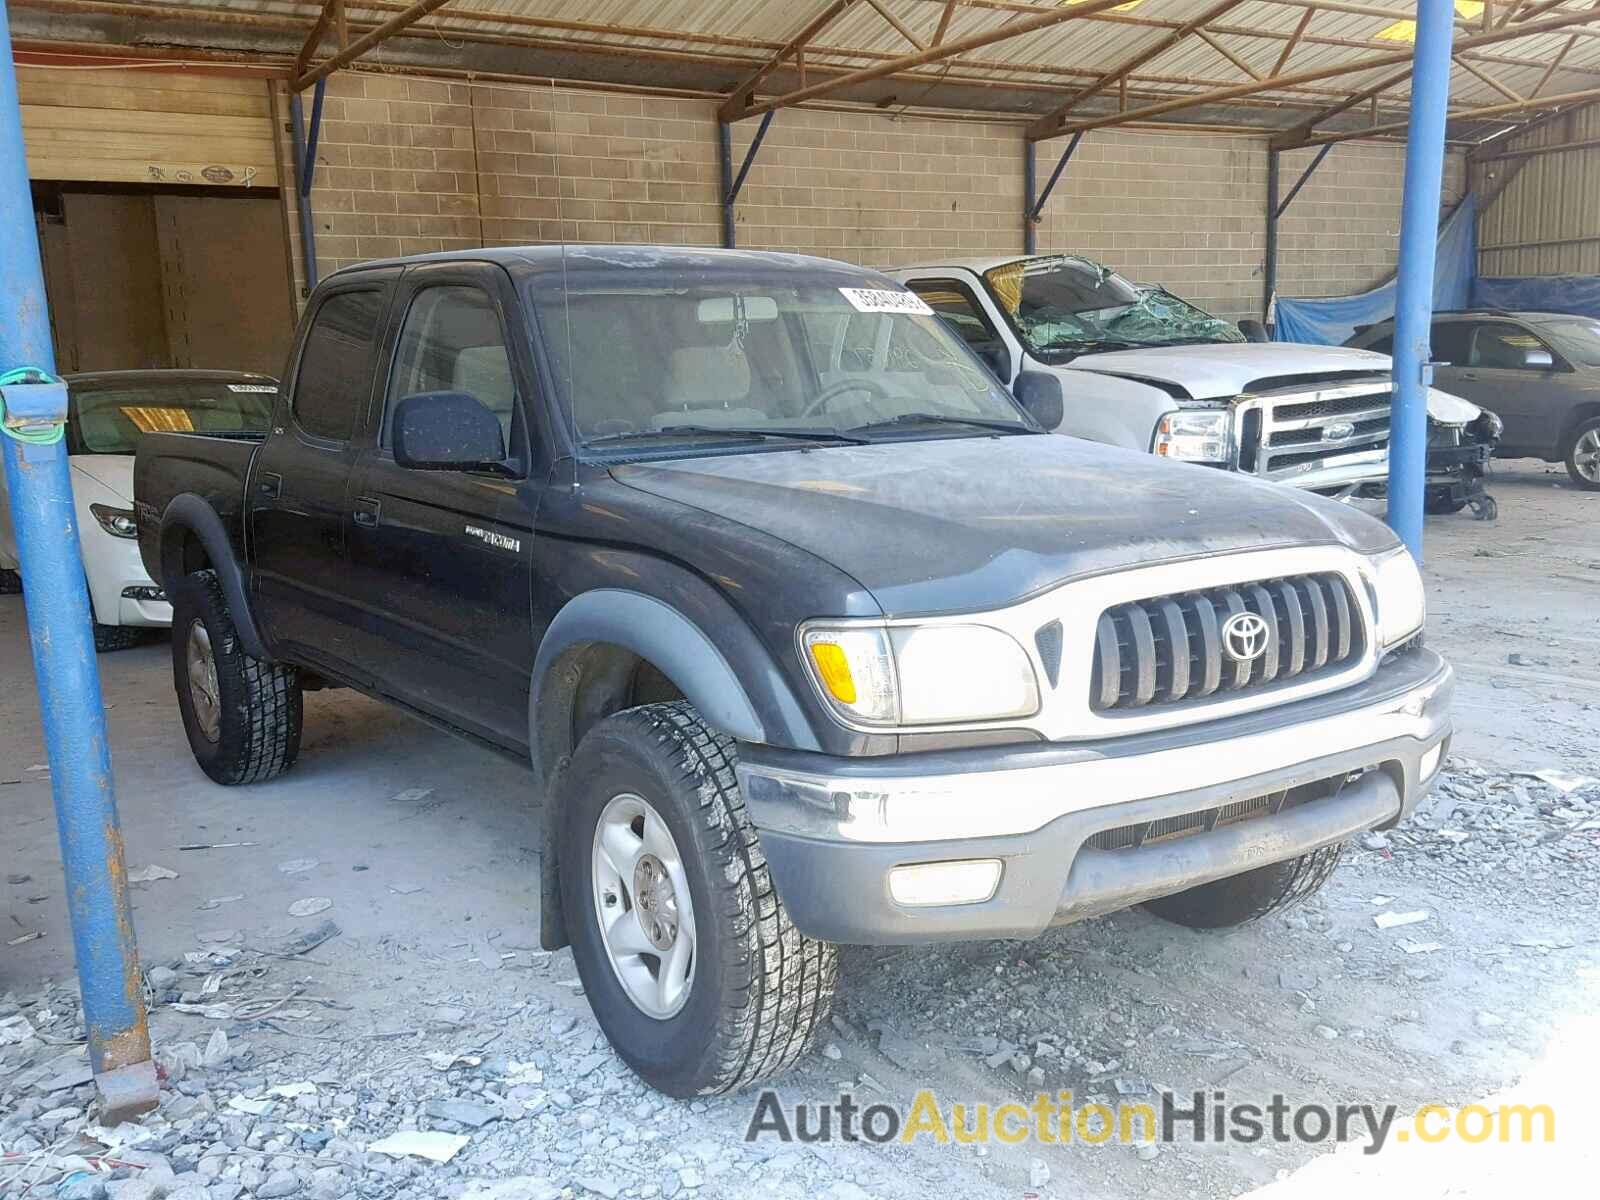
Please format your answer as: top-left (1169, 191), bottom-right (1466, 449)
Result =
top-left (136, 246), bottom-right (1453, 1097)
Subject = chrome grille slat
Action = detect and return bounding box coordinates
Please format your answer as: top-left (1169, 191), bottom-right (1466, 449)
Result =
top-left (1090, 572), bottom-right (1364, 712)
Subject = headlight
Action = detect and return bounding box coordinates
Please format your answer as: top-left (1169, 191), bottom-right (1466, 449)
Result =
top-left (1367, 546), bottom-right (1425, 647)
top-left (1152, 410), bottom-right (1231, 462)
top-left (89, 503), bottom-right (138, 539)
top-left (1479, 409), bottom-right (1504, 439)
top-left (801, 622), bottom-right (1040, 727)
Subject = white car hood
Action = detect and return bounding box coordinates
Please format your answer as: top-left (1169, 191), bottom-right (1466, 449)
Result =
top-left (69, 454), bottom-right (135, 503)
top-left (1059, 342), bottom-right (1392, 400)
top-left (1426, 387), bottom-right (1482, 425)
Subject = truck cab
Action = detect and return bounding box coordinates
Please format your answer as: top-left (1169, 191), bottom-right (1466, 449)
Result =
top-left (889, 255), bottom-right (1397, 495)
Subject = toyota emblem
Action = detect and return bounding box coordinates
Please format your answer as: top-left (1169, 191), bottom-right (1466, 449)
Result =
top-left (1221, 611), bottom-right (1271, 662)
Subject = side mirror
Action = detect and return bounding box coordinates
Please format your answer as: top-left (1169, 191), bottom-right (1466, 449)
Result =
top-left (1237, 319), bottom-right (1270, 343)
top-left (1012, 370), bottom-right (1064, 432)
top-left (392, 391), bottom-right (506, 471)
top-left (1523, 347), bottom-right (1554, 369)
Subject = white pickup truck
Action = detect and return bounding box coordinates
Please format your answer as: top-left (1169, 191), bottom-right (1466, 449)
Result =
top-left (890, 255), bottom-right (1402, 496)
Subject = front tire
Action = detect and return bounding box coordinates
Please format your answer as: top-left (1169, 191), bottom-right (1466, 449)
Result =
top-left (559, 702), bottom-right (838, 1096)
top-left (170, 569), bottom-right (302, 785)
top-left (1143, 842), bottom-right (1344, 929)
top-left (1564, 417), bottom-right (1600, 491)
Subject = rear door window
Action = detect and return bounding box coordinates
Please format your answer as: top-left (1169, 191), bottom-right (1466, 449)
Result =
top-left (292, 290), bottom-right (385, 442)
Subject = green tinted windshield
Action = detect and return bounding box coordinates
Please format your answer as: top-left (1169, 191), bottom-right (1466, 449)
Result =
top-left (67, 380), bottom-right (276, 455)
top-left (982, 256), bottom-right (1244, 356)
top-left (531, 279), bottom-right (1030, 449)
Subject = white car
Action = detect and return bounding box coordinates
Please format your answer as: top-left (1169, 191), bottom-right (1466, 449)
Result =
top-left (0, 370), bottom-right (277, 650)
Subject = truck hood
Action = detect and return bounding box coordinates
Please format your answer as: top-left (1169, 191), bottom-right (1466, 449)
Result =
top-left (1060, 342), bottom-right (1392, 400)
top-left (69, 454), bottom-right (135, 503)
top-left (610, 435), bottom-right (1399, 614)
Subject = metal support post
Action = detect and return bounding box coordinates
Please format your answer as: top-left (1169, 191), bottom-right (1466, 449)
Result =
top-left (289, 78), bottom-right (327, 290)
top-left (718, 120), bottom-right (735, 248)
top-left (1263, 149), bottom-right (1279, 321)
top-left (719, 111), bottom-right (774, 250)
top-left (1389, 0), bottom-right (1454, 562)
top-left (0, 0), bottom-right (157, 1122)
top-left (1026, 131), bottom-right (1084, 254)
top-left (1023, 140), bottom-right (1037, 255)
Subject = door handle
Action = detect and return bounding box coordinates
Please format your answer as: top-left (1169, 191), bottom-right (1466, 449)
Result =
top-left (352, 497), bottom-right (381, 529)
top-left (257, 472), bottom-right (282, 500)
top-left (1459, 371), bottom-right (1479, 380)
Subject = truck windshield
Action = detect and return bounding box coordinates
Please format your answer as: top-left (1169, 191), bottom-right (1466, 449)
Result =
top-left (981, 256), bottom-right (1243, 358)
top-left (66, 379), bottom-right (276, 455)
top-left (531, 278), bottom-right (1032, 450)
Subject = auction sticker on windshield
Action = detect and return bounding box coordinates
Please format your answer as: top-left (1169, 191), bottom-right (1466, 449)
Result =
top-left (839, 288), bottom-right (934, 316)
top-left (227, 384), bottom-right (278, 393)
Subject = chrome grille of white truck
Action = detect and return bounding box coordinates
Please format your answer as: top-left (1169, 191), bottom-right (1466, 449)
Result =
top-left (1235, 380), bottom-right (1393, 486)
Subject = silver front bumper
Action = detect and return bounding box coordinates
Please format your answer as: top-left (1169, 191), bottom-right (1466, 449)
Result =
top-left (740, 648), bottom-right (1451, 944)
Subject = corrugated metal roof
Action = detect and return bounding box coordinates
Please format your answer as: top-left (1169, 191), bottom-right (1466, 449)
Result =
top-left (13, 0), bottom-right (1600, 140)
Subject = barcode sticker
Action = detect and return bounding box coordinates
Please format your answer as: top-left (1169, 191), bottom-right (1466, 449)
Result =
top-left (838, 287), bottom-right (933, 316)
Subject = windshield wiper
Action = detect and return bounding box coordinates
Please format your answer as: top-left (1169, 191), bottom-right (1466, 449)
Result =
top-left (846, 412), bottom-right (1033, 436)
top-left (1036, 337), bottom-right (1148, 356)
top-left (585, 424), bottom-right (869, 446)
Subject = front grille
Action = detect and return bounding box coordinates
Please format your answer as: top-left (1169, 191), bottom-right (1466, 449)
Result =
top-left (1235, 382), bottom-right (1392, 481)
top-left (1089, 572), bottom-right (1364, 711)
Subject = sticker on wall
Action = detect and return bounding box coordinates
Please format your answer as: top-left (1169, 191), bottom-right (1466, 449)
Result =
top-left (838, 288), bottom-right (934, 316)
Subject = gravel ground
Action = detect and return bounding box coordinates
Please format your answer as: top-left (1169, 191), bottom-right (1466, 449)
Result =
top-left (3, 460), bottom-right (1599, 1199)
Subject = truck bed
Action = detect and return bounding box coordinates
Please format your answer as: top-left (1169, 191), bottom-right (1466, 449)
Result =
top-left (133, 430), bottom-right (263, 586)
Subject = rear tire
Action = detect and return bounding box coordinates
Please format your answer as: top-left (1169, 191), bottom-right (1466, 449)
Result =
top-left (1143, 842), bottom-right (1344, 929)
top-left (1563, 417), bottom-right (1600, 491)
top-left (170, 569), bottom-right (301, 785)
top-left (559, 701), bottom-right (838, 1096)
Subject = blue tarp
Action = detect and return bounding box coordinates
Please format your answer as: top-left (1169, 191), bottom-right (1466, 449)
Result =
top-left (1273, 193), bottom-right (1478, 346)
top-left (1471, 273), bottom-right (1600, 318)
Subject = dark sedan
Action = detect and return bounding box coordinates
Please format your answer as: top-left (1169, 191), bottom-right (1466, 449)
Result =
top-left (1347, 310), bottom-right (1600, 490)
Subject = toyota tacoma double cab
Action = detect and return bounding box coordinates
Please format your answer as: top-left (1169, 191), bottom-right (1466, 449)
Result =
top-left (135, 246), bottom-right (1452, 1098)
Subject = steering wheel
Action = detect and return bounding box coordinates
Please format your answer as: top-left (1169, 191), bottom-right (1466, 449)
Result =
top-left (800, 375), bottom-right (892, 420)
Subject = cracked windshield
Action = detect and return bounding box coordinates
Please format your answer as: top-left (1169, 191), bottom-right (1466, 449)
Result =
top-left (984, 255), bottom-right (1243, 358)
top-left (532, 274), bottom-right (1031, 451)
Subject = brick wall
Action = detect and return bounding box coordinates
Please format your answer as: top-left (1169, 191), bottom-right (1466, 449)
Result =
top-left (1277, 141), bottom-right (1469, 304)
top-left (280, 71), bottom-right (1465, 324)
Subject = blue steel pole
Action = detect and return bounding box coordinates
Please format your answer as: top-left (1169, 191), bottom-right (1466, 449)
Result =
top-left (0, 0), bottom-right (158, 1120)
top-left (1388, 0), bottom-right (1454, 562)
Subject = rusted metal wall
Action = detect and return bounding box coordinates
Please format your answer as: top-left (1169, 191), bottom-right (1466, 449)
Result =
top-left (1477, 102), bottom-right (1600, 278)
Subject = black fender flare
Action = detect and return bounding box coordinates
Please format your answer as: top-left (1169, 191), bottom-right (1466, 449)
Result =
top-left (528, 586), bottom-right (817, 949)
top-left (159, 493), bottom-right (269, 660)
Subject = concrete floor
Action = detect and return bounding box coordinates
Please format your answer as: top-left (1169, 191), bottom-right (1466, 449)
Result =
top-left (3, 459), bottom-right (1599, 1199)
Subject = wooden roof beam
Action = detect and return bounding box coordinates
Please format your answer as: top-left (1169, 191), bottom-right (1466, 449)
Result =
top-left (294, 0), bottom-right (457, 90)
top-left (723, 0), bottom-right (1144, 122)
top-left (1289, 83), bottom-right (1600, 147)
top-left (718, 0), bottom-right (857, 121)
top-left (1036, 0), bottom-right (1246, 126)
